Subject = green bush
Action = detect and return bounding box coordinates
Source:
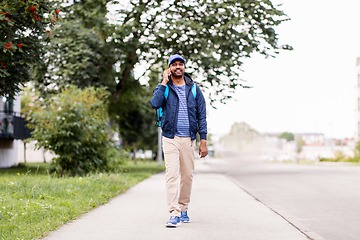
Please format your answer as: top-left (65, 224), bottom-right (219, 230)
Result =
top-left (30, 85), bottom-right (118, 176)
top-left (319, 151), bottom-right (360, 163)
top-left (106, 147), bottom-right (130, 172)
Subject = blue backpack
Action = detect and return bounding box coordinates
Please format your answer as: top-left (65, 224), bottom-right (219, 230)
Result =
top-left (156, 83), bottom-right (197, 127)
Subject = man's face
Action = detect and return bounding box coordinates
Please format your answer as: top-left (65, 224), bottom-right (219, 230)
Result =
top-left (169, 60), bottom-right (185, 78)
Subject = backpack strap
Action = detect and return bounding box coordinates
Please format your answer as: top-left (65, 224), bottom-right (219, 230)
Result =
top-left (165, 85), bottom-right (169, 100)
top-left (156, 85), bottom-right (169, 127)
top-left (191, 83), bottom-right (197, 99)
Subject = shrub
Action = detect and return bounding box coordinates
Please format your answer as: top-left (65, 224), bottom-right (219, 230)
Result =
top-left (30, 85), bottom-right (118, 176)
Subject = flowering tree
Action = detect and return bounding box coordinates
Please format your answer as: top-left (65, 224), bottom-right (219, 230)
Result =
top-left (0, 0), bottom-right (59, 97)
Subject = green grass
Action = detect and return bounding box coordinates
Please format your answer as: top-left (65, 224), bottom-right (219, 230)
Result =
top-left (0, 161), bottom-right (165, 240)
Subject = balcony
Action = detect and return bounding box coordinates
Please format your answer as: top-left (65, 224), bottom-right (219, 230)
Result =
top-left (0, 111), bottom-right (32, 140)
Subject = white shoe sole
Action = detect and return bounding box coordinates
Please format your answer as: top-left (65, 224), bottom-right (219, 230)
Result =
top-left (166, 222), bottom-right (181, 227)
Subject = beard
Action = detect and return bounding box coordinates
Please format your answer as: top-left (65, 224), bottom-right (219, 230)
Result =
top-left (171, 68), bottom-right (184, 77)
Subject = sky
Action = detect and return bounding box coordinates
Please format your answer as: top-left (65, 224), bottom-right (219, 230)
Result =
top-left (206, 0), bottom-right (360, 139)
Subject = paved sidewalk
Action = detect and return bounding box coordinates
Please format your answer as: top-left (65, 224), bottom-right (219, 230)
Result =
top-left (42, 160), bottom-right (309, 240)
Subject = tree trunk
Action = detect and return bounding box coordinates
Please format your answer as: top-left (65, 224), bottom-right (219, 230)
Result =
top-left (23, 141), bottom-right (27, 163)
top-left (133, 142), bottom-right (137, 164)
top-left (42, 147), bottom-right (46, 163)
top-left (113, 48), bottom-right (138, 101)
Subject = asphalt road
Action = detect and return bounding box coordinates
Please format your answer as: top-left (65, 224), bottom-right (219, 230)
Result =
top-left (204, 156), bottom-right (360, 240)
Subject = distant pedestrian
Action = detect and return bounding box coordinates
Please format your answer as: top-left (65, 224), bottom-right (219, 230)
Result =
top-left (150, 54), bottom-right (208, 227)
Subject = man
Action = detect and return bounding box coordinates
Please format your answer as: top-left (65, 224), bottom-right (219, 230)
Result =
top-left (150, 54), bottom-right (208, 227)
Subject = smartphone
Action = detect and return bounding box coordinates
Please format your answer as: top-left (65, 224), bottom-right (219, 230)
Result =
top-left (168, 69), bottom-right (171, 81)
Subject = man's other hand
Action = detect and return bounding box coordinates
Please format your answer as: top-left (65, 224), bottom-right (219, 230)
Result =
top-left (199, 139), bottom-right (208, 158)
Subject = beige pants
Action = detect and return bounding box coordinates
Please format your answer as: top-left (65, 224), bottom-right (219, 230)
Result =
top-left (162, 136), bottom-right (196, 217)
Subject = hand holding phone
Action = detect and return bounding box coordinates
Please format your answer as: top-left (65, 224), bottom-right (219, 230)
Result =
top-left (161, 68), bottom-right (171, 86)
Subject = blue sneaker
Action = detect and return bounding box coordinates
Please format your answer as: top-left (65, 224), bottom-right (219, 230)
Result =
top-left (166, 216), bottom-right (181, 227)
top-left (180, 211), bottom-right (190, 223)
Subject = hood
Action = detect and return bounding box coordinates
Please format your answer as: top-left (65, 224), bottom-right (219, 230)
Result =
top-left (184, 72), bottom-right (194, 86)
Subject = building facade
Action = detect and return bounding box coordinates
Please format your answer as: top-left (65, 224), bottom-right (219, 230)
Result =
top-left (0, 96), bottom-right (21, 167)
